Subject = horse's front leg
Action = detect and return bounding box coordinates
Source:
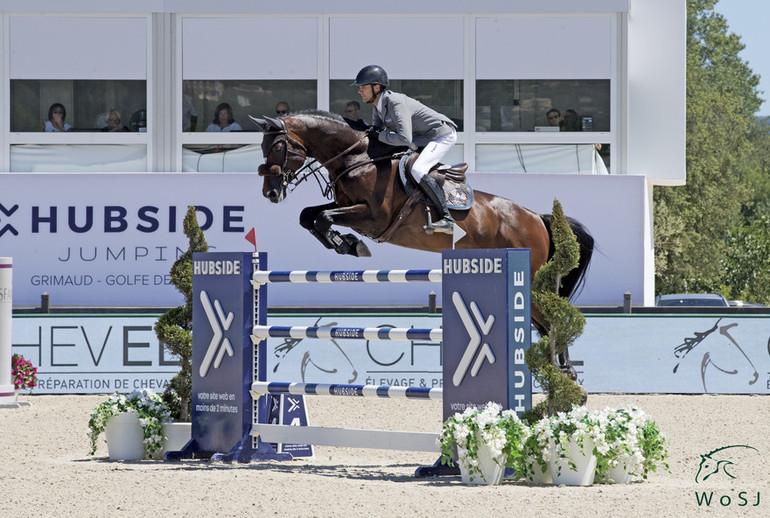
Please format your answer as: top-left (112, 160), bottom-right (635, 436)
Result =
top-left (299, 203), bottom-right (338, 250)
top-left (304, 203), bottom-right (373, 257)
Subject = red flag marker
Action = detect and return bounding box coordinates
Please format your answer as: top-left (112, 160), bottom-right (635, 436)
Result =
top-left (245, 228), bottom-right (257, 253)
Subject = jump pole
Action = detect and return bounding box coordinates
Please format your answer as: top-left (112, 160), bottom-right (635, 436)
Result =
top-left (168, 249), bottom-right (532, 468)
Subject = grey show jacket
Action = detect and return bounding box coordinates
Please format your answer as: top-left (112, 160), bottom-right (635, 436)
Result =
top-left (372, 90), bottom-right (456, 148)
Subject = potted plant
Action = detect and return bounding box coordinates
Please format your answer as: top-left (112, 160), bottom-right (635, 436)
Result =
top-left (438, 401), bottom-right (529, 485)
top-left (541, 406), bottom-right (603, 486)
top-left (88, 389), bottom-right (171, 460)
top-left (593, 406), bottom-right (670, 483)
top-left (11, 353), bottom-right (38, 396)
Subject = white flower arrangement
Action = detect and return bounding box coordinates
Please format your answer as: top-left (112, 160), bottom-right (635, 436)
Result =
top-left (523, 406), bottom-right (670, 482)
top-left (438, 401), bottom-right (529, 482)
top-left (88, 389), bottom-right (171, 458)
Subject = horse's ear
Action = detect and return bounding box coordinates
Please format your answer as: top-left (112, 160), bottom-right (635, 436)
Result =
top-left (264, 116), bottom-right (286, 131)
top-left (248, 115), bottom-right (267, 130)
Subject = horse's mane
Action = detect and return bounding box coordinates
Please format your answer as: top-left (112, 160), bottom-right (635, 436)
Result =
top-left (292, 109), bottom-right (348, 125)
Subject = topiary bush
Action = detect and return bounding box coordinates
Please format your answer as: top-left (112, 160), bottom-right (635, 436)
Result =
top-left (522, 199), bottom-right (586, 422)
top-left (154, 206), bottom-right (208, 421)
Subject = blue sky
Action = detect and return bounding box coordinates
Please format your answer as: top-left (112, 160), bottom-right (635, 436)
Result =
top-left (713, 0), bottom-right (770, 116)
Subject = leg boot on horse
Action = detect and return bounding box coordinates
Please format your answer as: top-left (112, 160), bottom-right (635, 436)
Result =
top-left (418, 176), bottom-right (454, 235)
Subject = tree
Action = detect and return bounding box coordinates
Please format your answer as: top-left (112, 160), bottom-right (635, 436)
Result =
top-left (154, 206), bottom-right (208, 421)
top-left (654, 0), bottom-right (764, 294)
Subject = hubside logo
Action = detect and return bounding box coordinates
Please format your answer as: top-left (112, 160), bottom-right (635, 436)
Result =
top-left (0, 203), bottom-right (19, 237)
top-left (198, 290), bottom-right (234, 377)
top-left (451, 291), bottom-right (496, 386)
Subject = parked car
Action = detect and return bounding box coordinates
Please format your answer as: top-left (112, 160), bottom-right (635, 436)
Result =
top-left (728, 300), bottom-right (767, 308)
top-left (654, 293), bottom-right (729, 307)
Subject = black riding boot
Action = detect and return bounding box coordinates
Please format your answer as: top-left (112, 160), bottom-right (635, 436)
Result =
top-left (418, 176), bottom-right (454, 235)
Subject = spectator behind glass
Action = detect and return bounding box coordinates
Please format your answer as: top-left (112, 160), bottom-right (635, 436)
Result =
top-left (546, 108), bottom-right (561, 127)
top-left (206, 102), bottom-right (242, 132)
top-left (343, 100), bottom-right (368, 131)
top-left (275, 101), bottom-right (290, 116)
top-left (560, 109), bottom-right (582, 131)
top-left (183, 95), bottom-right (198, 132)
top-left (101, 109), bottom-right (128, 132)
top-left (42, 103), bottom-right (72, 132)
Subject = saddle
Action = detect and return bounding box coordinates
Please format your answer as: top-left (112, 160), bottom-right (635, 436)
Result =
top-left (398, 152), bottom-right (473, 210)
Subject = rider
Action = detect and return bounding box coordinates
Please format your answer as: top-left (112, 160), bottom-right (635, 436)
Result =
top-left (351, 64), bottom-right (456, 235)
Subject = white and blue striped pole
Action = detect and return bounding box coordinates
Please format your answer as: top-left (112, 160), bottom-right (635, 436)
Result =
top-left (251, 381), bottom-right (442, 400)
top-left (251, 325), bottom-right (442, 343)
top-left (252, 269), bottom-right (441, 285)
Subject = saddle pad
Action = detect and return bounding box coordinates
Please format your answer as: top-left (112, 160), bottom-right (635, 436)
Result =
top-left (398, 155), bottom-right (473, 211)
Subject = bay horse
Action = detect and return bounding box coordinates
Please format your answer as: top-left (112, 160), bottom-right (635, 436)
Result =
top-left (252, 110), bottom-right (594, 360)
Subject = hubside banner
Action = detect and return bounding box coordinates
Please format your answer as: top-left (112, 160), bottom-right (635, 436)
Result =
top-left (441, 249), bottom-right (532, 419)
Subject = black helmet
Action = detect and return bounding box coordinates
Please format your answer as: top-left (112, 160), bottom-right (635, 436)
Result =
top-left (351, 65), bottom-right (389, 87)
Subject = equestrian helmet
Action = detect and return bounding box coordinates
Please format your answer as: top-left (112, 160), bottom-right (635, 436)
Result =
top-left (351, 65), bottom-right (389, 87)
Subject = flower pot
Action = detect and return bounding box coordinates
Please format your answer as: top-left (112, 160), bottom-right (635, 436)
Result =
top-left (104, 411), bottom-right (145, 460)
top-left (606, 463), bottom-right (633, 484)
top-left (524, 457), bottom-right (553, 484)
top-left (549, 435), bottom-right (597, 486)
top-left (458, 442), bottom-right (506, 485)
top-left (161, 422), bottom-right (192, 454)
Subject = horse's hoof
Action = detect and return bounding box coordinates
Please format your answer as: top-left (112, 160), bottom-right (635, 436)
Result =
top-left (355, 241), bottom-right (371, 257)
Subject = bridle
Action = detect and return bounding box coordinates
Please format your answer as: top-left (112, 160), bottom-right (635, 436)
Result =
top-left (259, 122), bottom-right (375, 199)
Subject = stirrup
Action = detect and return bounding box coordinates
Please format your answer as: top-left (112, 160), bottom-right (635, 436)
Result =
top-left (424, 209), bottom-right (454, 235)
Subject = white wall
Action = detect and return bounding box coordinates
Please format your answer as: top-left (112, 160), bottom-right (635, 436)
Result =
top-left (625, 0), bottom-right (687, 185)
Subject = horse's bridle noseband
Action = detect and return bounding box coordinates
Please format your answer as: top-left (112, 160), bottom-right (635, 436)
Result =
top-left (259, 128), bottom-right (309, 189)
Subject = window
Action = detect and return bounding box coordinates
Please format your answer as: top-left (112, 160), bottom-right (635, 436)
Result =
top-left (182, 80), bottom-right (317, 133)
top-left (475, 80), bottom-right (610, 132)
top-left (11, 80), bottom-right (147, 132)
top-left (330, 80), bottom-right (464, 130)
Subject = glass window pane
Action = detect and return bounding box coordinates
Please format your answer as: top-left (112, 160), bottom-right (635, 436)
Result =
top-left (475, 144), bottom-right (608, 174)
top-left (182, 144), bottom-right (258, 172)
top-left (10, 145), bottom-right (147, 172)
top-left (475, 80), bottom-right (609, 132)
top-left (330, 80), bottom-right (464, 131)
top-left (182, 80), bottom-right (317, 132)
top-left (10, 80), bottom-right (146, 132)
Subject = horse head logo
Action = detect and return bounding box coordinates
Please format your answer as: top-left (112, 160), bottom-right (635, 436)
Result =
top-left (695, 444), bottom-right (758, 483)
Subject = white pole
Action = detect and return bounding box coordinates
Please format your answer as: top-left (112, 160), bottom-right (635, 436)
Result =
top-left (0, 257), bottom-right (14, 402)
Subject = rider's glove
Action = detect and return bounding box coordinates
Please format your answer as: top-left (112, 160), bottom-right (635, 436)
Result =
top-left (366, 125), bottom-right (381, 140)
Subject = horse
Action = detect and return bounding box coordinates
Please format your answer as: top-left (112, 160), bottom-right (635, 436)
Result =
top-left (251, 110), bottom-right (594, 369)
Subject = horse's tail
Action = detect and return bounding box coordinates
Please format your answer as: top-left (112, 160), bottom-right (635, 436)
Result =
top-left (540, 214), bottom-right (595, 301)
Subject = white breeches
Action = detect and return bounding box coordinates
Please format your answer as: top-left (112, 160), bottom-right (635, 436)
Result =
top-left (410, 130), bottom-right (457, 181)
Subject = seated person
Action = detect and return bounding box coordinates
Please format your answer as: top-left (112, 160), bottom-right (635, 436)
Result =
top-left (42, 103), bottom-right (72, 132)
top-left (206, 102), bottom-right (242, 132)
top-left (343, 100), bottom-right (368, 131)
top-left (546, 108), bottom-right (561, 127)
top-left (560, 109), bottom-right (582, 131)
top-left (101, 109), bottom-right (128, 132)
top-left (275, 101), bottom-right (290, 116)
